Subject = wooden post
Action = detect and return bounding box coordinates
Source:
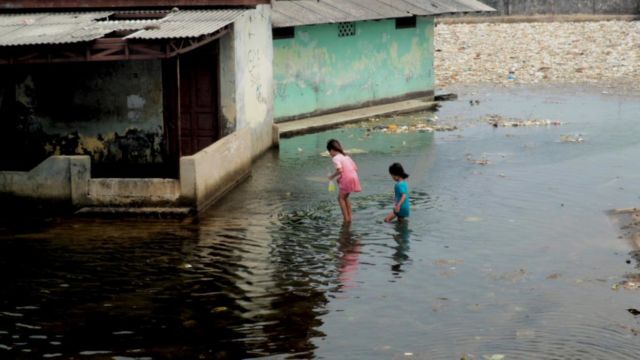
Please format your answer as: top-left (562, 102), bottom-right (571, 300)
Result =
top-left (162, 57), bottom-right (181, 178)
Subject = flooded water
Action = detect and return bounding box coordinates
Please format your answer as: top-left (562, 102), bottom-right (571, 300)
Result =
top-left (2, 86), bottom-right (640, 359)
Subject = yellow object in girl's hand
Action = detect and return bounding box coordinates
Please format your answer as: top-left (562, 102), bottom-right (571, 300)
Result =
top-left (328, 181), bottom-right (337, 192)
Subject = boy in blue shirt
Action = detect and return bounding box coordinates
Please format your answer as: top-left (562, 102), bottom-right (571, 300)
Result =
top-left (384, 163), bottom-right (410, 223)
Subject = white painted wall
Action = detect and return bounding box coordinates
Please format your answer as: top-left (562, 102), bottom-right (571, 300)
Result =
top-left (232, 4), bottom-right (275, 158)
top-left (180, 127), bottom-right (252, 211)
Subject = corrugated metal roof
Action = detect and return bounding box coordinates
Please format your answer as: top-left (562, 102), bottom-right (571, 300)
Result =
top-left (127, 9), bottom-right (244, 39)
top-left (272, 0), bottom-right (495, 28)
top-left (0, 9), bottom-right (246, 46)
top-left (0, 12), bottom-right (113, 46)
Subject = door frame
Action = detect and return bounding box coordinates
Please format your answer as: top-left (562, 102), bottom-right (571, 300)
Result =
top-left (162, 40), bottom-right (222, 177)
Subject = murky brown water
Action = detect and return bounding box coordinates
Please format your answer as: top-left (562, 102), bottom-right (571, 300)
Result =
top-left (1, 85), bottom-right (640, 359)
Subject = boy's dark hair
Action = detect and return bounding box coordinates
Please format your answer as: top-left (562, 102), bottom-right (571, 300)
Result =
top-left (326, 139), bottom-right (345, 155)
top-left (389, 163), bottom-right (409, 179)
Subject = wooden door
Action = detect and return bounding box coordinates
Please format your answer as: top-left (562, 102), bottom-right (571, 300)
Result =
top-left (179, 42), bottom-right (220, 156)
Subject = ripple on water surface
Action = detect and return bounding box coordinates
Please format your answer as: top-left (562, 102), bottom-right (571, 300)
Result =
top-left (1, 87), bottom-right (640, 358)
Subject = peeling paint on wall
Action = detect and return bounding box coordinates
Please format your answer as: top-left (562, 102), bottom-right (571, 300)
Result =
top-left (0, 60), bottom-right (166, 174)
top-left (273, 17), bottom-right (435, 121)
top-left (219, 30), bottom-right (238, 137)
top-left (233, 4), bottom-right (274, 157)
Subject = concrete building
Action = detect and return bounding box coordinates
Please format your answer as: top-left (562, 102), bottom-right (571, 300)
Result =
top-left (271, 0), bottom-right (493, 122)
top-left (0, 0), bottom-right (275, 212)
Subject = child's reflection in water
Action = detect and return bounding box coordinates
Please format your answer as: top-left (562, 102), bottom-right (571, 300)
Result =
top-left (337, 223), bottom-right (361, 290)
top-left (391, 221), bottom-right (411, 275)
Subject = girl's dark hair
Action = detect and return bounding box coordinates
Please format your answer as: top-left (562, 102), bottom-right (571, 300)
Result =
top-left (389, 163), bottom-right (409, 179)
top-left (326, 139), bottom-right (345, 155)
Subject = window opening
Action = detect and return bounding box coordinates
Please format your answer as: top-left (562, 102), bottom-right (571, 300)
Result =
top-left (396, 17), bottom-right (417, 29)
top-left (273, 27), bottom-right (295, 40)
top-left (338, 22), bottom-right (356, 37)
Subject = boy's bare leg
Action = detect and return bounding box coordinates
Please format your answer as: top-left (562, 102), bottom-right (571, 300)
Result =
top-left (384, 212), bottom-right (397, 223)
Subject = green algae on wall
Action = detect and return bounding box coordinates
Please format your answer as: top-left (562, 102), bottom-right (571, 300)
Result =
top-left (273, 17), bottom-right (435, 121)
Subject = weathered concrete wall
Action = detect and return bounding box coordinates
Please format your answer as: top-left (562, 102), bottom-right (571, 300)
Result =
top-left (478, 0), bottom-right (639, 15)
top-left (0, 155), bottom-right (89, 202)
top-left (219, 31), bottom-right (238, 137)
top-left (86, 178), bottom-right (180, 207)
top-left (0, 154), bottom-right (181, 208)
top-left (0, 127), bottom-right (251, 209)
top-left (233, 4), bottom-right (275, 158)
top-left (0, 61), bottom-right (165, 172)
top-left (180, 127), bottom-right (252, 211)
top-left (273, 17), bottom-right (435, 122)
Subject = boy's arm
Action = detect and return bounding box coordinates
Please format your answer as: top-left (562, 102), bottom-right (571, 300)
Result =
top-left (394, 194), bottom-right (407, 212)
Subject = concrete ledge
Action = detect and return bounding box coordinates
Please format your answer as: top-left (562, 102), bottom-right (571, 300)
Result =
top-left (180, 127), bottom-right (253, 212)
top-left (276, 99), bottom-right (438, 138)
top-left (0, 156), bottom-right (77, 202)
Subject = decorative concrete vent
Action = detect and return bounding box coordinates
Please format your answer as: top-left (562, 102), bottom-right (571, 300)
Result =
top-left (338, 22), bottom-right (356, 37)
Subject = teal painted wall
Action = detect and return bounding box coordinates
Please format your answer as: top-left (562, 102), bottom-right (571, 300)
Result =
top-left (273, 17), bottom-right (435, 121)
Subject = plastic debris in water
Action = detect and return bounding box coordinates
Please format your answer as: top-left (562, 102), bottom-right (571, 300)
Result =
top-left (484, 355), bottom-right (505, 360)
top-left (560, 134), bottom-right (585, 143)
top-left (328, 181), bottom-right (337, 192)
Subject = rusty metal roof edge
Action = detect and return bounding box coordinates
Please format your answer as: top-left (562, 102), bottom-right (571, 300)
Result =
top-left (0, 8), bottom-right (249, 46)
top-left (271, 0), bottom-right (495, 28)
top-left (125, 9), bottom-right (246, 39)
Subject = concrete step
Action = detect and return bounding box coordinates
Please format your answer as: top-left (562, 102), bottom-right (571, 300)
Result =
top-left (87, 178), bottom-right (181, 206)
top-left (75, 206), bottom-right (194, 219)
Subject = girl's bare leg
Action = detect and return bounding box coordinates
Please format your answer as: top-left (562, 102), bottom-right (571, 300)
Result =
top-left (345, 193), bottom-right (353, 222)
top-left (338, 194), bottom-right (350, 222)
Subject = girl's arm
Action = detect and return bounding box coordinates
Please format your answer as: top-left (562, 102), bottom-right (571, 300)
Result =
top-left (328, 167), bottom-right (342, 180)
top-left (394, 194), bottom-right (407, 212)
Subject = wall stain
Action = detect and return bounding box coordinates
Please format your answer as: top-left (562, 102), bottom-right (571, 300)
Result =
top-left (0, 61), bottom-right (167, 176)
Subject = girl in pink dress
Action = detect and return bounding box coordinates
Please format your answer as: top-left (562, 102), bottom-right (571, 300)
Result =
top-left (327, 139), bottom-right (362, 223)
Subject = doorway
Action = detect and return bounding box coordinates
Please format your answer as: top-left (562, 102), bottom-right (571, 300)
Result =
top-left (178, 41), bottom-right (221, 156)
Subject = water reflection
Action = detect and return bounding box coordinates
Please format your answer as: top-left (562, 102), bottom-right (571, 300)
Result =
top-left (2, 87), bottom-right (640, 359)
top-left (391, 222), bottom-right (411, 276)
top-left (337, 224), bottom-right (361, 291)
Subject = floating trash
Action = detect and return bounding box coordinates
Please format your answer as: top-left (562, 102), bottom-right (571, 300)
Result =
top-left (560, 134), bottom-right (585, 143)
top-left (434, 259), bottom-right (464, 266)
top-left (484, 114), bottom-right (563, 128)
top-left (612, 279), bottom-right (640, 290)
top-left (483, 355), bottom-right (505, 360)
top-left (319, 148), bottom-right (368, 157)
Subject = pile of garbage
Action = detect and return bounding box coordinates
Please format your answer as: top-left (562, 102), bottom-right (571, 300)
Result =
top-left (370, 123), bottom-right (458, 133)
top-left (484, 114), bottom-right (563, 127)
top-left (435, 21), bottom-right (640, 89)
